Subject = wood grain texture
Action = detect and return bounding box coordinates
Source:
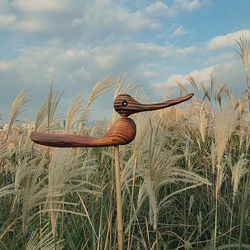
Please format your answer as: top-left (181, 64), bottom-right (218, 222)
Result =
top-left (30, 93), bottom-right (194, 147)
top-left (30, 117), bottom-right (136, 147)
top-left (114, 93), bottom-right (194, 117)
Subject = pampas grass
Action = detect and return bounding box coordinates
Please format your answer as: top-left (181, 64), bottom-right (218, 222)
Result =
top-left (0, 37), bottom-right (249, 249)
top-left (6, 89), bottom-right (30, 141)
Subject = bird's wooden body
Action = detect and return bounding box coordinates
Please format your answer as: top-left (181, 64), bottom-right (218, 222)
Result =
top-left (30, 93), bottom-right (193, 147)
top-left (30, 117), bottom-right (136, 147)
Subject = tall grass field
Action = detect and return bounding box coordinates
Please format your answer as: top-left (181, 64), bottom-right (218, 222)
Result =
top-left (0, 37), bottom-right (249, 249)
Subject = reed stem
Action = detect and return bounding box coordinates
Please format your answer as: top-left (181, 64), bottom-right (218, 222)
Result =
top-left (114, 145), bottom-right (123, 250)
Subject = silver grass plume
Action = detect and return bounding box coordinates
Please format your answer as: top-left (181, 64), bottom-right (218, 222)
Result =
top-left (214, 103), bottom-right (236, 166)
top-left (135, 121), bottom-right (210, 230)
top-left (6, 89), bottom-right (30, 141)
top-left (47, 148), bottom-right (100, 237)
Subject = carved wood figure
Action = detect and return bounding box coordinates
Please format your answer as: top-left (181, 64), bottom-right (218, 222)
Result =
top-left (30, 93), bottom-right (193, 147)
top-left (30, 93), bottom-right (194, 250)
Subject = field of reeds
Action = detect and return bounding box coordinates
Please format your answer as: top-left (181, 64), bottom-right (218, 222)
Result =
top-left (0, 38), bottom-right (249, 250)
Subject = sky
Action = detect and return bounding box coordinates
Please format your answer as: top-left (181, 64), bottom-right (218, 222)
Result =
top-left (0, 0), bottom-right (250, 123)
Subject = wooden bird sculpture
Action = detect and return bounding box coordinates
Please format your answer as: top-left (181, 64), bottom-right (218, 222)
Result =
top-left (30, 92), bottom-right (193, 250)
top-left (30, 93), bottom-right (194, 147)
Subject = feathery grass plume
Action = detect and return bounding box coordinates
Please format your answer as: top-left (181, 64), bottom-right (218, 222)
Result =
top-left (122, 110), bottom-right (154, 247)
top-left (188, 194), bottom-right (194, 216)
top-left (198, 103), bottom-right (207, 143)
top-left (34, 97), bottom-right (48, 132)
top-left (47, 83), bottom-right (64, 132)
top-left (210, 142), bottom-right (216, 174)
top-left (213, 102), bottom-right (236, 247)
top-left (187, 75), bottom-right (199, 95)
top-left (234, 97), bottom-right (249, 149)
top-left (6, 89), bottom-right (30, 141)
top-left (158, 93), bottom-right (189, 127)
top-left (214, 103), bottom-right (236, 165)
top-left (26, 223), bottom-right (64, 250)
top-left (176, 81), bottom-right (189, 95)
top-left (164, 85), bottom-right (172, 98)
top-left (0, 183), bottom-right (15, 198)
top-left (47, 148), bottom-right (100, 237)
top-left (135, 121), bottom-right (210, 230)
top-left (201, 82), bottom-right (211, 102)
top-left (215, 84), bottom-right (227, 107)
top-left (34, 83), bottom-right (64, 132)
top-left (0, 145), bottom-right (8, 172)
top-left (83, 77), bottom-right (115, 119)
top-left (197, 211), bottom-right (202, 236)
top-left (246, 122), bottom-right (250, 153)
top-left (75, 77), bottom-right (115, 132)
top-left (14, 161), bottom-right (46, 232)
top-left (66, 91), bottom-right (85, 133)
top-left (217, 162), bottom-right (226, 191)
top-left (229, 155), bottom-right (248, 201)
top-left (181, 137), bottom-right (196, 171)
top-left (132, 109), bottom-right (154, 155)
top-left (226, 154), bottom-right (248, 247)
top-left (88, 76), bottom-right (115, 106)
top-left (236, 35), bottom-right (249, 85)
top-left (210, 73), bottom-right (215, 96)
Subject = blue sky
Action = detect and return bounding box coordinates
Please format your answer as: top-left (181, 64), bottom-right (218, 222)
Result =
top-left (0, 0), bottom-right (250, 122)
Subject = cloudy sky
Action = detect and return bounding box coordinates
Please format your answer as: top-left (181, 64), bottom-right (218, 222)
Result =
top-left (0, 0), bottom-right (250, 122)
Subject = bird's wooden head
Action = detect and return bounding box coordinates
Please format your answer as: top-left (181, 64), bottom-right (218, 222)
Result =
top-left (114, 93), bottom-right (194, 117)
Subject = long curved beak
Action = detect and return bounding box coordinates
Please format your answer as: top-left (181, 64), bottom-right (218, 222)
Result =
top-left (137, 93), bottom-right (194, 112)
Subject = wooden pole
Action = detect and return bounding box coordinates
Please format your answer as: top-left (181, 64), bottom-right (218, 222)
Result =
top-left (114, 145), bottom-right (123, 250)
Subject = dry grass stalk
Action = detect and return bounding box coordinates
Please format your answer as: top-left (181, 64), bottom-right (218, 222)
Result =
top-left (34, 83), bottom-right (64, 132)
top-left (47, 83), bottom-right (64, 132)
top-left (75, 77), bottom-right (115, 132)
top-left (6, 89), bottom-right (30, 141)
top-left (66, 92), bottom-right (84, 133)
top-left (236, 35), bottom-right (249, 84)
top-left (213, 103), bottom-right (236, 247)
top-left (26, 223), bottom-right (64, 250)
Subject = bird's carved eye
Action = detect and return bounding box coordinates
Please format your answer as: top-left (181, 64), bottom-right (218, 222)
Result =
top-left (121, 100), bottom-right (128, 107)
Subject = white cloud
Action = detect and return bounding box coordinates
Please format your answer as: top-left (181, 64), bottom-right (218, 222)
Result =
top-left (164, 65), bottom-right (214, 88)
top-left (183, 0), bottom-right (201, 10)
top-left (0, 42), bottom-right (172, 121)
top-left (81, 1), bottom-right (153, 34)
top-left (0, 41), bottom-right (197, 101)
top-left (170, 25), bottom-right (187, 38)
top-left (177, 46), bottom-right (197, 54)
top-left (207, 29), bottom-right (250, 50)
top-left (72, 18), bottom-right (84, 27)
top-left (144, 1), bottom-right (169, 17)
top-left (161, 58), bottom-right (244, 95)
top-left (142, 0), bottom-right (204, 19)
top-left (0, 14), bottom-right (16, 28)
top-left (6, 0), bottom-right (155, 38)
top-left (167, 0), bottom-right (204, 16)
top-left (14, 19), bottom-right (49, 33)
top-left (0, 0), bottom-right (205, 38)
top-left (1, 0), bottom-right (241, 122)
top-left (11, 0), bottom-right (70, 12)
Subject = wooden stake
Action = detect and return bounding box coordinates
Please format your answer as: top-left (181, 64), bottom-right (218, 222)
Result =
top-left (114, 145), bottom-right (123, 250)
